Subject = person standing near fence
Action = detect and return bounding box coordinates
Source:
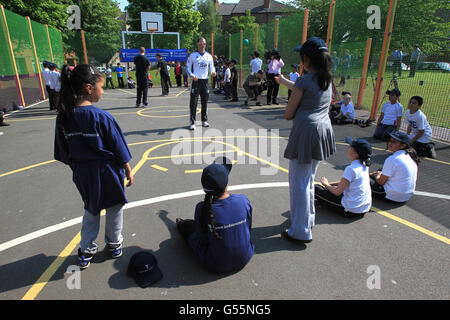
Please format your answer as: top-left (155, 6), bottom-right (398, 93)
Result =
top-left (156, 53), bottom-right (170, 96)
top-left (134, 47), bottom-right (150, 108)
top-left (266, 50), bottom-right (284, 105)
top-left (250, 51), bottom-right (263, 74)
top-left (409, 46), bottom-right (421, 78)
top-left (186, 37), bottom-right (216, 130)
top-left (105, 65), bottom-right (114, 89)
top-left (275, 37), bottom-right (335, 243)
top-left (43, 61), bottom-right (54, 110)
top-left (49, 63), bottom-right (61, 111)
top-left (175, 61), bottom-right (182, 87)
top-left (116, 63), bottom-right (124, 88)
top-left (393, 47), bottom-right (405, 77)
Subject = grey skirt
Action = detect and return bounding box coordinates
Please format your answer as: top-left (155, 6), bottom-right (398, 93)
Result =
top-left (284, 120), bottom-right (336, 164)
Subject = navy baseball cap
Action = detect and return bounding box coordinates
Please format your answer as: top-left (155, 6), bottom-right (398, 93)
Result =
top-left (298, 37), bottom-right (328, 56)
top-left (388, 131), bottom-right (410, 146)
top-left (127, 251), bottom-right (163, 288)
top-left (201, 157), bottom-right (233, 193)
top-left (229, 59), bottom-right (237, 64)
top-left (345, 136), bottom-right (372, 160)
top-left (386, 88), bottom-right (401, 96)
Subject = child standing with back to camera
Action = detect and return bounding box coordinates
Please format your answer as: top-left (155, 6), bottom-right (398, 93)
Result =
top-left (54, 64), bottom-right (133, 270)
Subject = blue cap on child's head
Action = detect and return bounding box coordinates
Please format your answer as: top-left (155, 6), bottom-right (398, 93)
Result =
top-left (201, 157), bottom-right (233, 193)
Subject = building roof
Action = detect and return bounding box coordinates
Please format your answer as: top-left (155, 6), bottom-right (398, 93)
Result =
top-left (217, 0), bottom-right (294, 16)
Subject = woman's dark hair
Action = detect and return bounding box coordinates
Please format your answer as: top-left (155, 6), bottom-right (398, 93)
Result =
top-left (405, 146), bottom-right (420, 166)
top-left (301, 51), bottom-right (332, 91)
top-left (200, 191), bottom-right (224, 240)
top-left (57, 64), bottom-right (103, 130)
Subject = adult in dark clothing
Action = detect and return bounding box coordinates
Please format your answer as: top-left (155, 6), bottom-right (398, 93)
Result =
top-left (133, 47), bottom-right (150, 108)
top-left (156, 53), bottom-right (170, 96)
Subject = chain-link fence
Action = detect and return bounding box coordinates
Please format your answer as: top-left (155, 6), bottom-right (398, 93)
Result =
top-left (0, 6), bottom-right (65, 110)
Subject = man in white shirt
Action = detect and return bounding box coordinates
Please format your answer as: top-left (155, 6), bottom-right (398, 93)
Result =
top-left (373, 89), bottom-right (403, 141)
top-left (249, 51), bottom-right (263, 74)
top-left (405, 96), bottom-right (435, 158)
top-left (186, 37), bottom-right (216, 130)
top-left (49, 64), bottom-right (61, 110)
top-left (105, 65), bottom-right (114, 89)
top-left (42, 61), bottom-right (53, 110)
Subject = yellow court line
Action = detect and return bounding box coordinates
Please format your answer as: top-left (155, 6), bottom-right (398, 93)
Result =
top-left (21, 232), bottom-right (81, 300)
top-left (151, 164), bottom-right (168, 172)
top-left (371, 206), bottom-right (450, 245)
top-left (0, 160), bottom-right (56, 178)
top-left (176, 89), bottom-right (188, 97)
top-left (185, 169), bottom-right (204, 173)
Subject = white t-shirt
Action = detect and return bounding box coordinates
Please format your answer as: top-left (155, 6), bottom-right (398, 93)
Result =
top-left (43, 68), bottom-right (51, 86)
top-left (405, 109), bottom-right (432, 143)
top-left (341, 160), bottom-right (372, 213)
top-left (381, 102), bottom-right (403, 125)
top-left (106, 68), bottom-right (112, 78)
top-left (382, 150), bottom-right (418, 202)
top-left (187, 51), bottom-right (215, 79)
top-left (340, 101), bottom-right (355, 119)
top-left (289, 72), bottom-right (300, 82)
top-left (49, 71), bottom-right (61, 92)
top-left (250, 57), bottom-right (263, 73)
top-left (224, 68), bottom-right (231, 83)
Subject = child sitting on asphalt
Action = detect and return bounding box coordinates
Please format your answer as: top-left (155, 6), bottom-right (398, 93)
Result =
top-left (315, 137), bottom-right (372, 218)
top-left (175, 157), bottom-right (254, 274)
top-left (373, 89), bottom-right (403, 141)
top-left (330, 92), bottom-right (355, 124)
top-left (405, 96), bottom-right (436, 158)
top-left (370, 131), bottom-right (419, 203)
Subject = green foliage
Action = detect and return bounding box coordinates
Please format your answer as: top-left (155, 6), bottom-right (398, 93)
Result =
top-left (228, 9), bottom-right (257, 34)
top-left (197, 0), bottom-right (221, 35)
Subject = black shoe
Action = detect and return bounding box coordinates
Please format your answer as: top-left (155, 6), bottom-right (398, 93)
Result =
top-left (267, 102), bottom-right (272, 105)
top-left (281, 229), bottom-right (312, 243)
top-left (230, 99), bottom-right (239, 102)
top-left (78, 248), bottom-right (94, 270)
top-left (272, 102), bottom-right (279, 105)
top-left (244, 100), bottom-right (248, 105)
top-left (255, 102), bottom-right (262, 106)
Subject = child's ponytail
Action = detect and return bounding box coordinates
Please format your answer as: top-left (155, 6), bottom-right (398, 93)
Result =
top-left (57, 65), bottom-right (76, 130)
top-left (201, 191), bottom-right (223, 240)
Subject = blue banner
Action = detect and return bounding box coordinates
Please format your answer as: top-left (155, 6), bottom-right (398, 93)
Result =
top-left (120, 48), bottom-right (189, 63)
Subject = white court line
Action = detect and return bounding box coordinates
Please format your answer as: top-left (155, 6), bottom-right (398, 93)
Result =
top-left (0, 182), bottom-right (289, 253)
top-left (413, 191), bottom-right (450, 200)
top-left (1, 183), bottom-right (449, 253)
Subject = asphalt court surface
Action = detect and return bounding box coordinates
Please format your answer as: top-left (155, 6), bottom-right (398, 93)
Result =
top-left (0, 86), bottom-right (449, 300)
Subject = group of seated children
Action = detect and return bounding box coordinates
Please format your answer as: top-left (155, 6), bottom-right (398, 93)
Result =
top-left (330, 89), bottom-right (436, 159)
top-left (174, 127), bottom-right (419, 274)
top-left (315, 131), bottom-right (419, 218)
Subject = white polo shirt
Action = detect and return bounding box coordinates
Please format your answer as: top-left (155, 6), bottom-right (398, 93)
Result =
top-left (49, 70), bottom-right (61, 92)
top-left (224, 68), bottom-right (231, 83)
top-left (42, 67), bottom-right (51, 87)
top-left (382, 150), bottom-right (417, 202)
top-left (250, 57), bottom-right (263, 73)
top-left (340, 101), bottom-right (355, 119)
top-left (187, 51), bottom-right (215, 80)
top-left (405, 109), bottom-right (432, 143)
top-left (381, 102), bottom-right (403, 125)
top-left (341, 160), bottom-right (372, 213)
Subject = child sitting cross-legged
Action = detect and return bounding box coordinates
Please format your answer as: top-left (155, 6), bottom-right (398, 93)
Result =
top-left (315, 137), bottom-right (372, 218)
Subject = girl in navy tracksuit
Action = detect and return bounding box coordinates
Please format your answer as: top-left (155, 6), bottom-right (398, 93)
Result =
top-left (54, 64), bottom-right (133, 269)
top-left (176, 158), bottom-right (254, 274)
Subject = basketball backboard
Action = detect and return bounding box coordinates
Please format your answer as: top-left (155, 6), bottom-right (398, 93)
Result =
top-left (140, 12), bottom-right (164, 33)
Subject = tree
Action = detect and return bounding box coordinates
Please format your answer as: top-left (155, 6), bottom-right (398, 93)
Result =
top-left (227, 9), bottom-right (257, 34)
top-left (197, 0), bottom-right (221, 35)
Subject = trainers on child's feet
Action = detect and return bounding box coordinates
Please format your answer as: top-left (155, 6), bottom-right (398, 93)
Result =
top-left (78, 248), bottom-right (94, 270)
top-left (202, 121), bottom-right (210, 127)
top-left (107, 244), bottom-right (123, 259)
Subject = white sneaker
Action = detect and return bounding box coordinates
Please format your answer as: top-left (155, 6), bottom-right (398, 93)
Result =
top-left (202, 121), bottom-right (209, 127)
top-left (189, 124), bottom-right (196, 130)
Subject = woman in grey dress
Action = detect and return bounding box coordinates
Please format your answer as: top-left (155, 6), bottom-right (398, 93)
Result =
top-left (275, 37), bottom-right (335, 242)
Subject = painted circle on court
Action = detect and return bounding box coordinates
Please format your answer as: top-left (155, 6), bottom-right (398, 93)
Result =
top-left (137, 105), bottom-right (200, 118)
